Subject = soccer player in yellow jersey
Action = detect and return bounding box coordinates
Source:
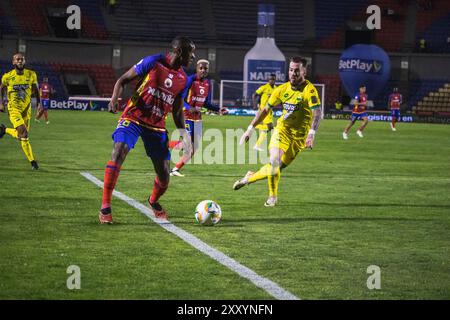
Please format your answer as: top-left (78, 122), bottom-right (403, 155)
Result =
top-left (0, 53), bottom-right (40, 170)
top-left (233, 56), bottom-right (322, 207)
top-left (252, 73), bottom-right (276, 151)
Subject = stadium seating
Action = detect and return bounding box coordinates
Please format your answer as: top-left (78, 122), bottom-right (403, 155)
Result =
top-left (370, 0), bottom-right (406, 52)
top-left (211, 0), bottom-right (304, 46)
top-left (411, 82), bottom-right (450, 114)
top-left (415, 0), bottom-right (450, 53)
top-left (0, 2), bottom-right (15, 35)
top-left (8, 0), bottom-right (108, 39)
top-left (0, 60), bottom-right (116, 98)
top-left (114, 0), bottom-right (205, 42)
top-left (10, 0), bottom-right (49, 36)
top-left (0, 59), bottom-right (66, 98)
top-left (315, 75), bottom-right (341, 109)
top-left (316, 0), bottom-right (406, 52)
top-left (51, 62), bottom-right (116, 97)
top-left (71, 0), bottom-right (108, 39)
top-left (315, 0), bottom-right (370, 49)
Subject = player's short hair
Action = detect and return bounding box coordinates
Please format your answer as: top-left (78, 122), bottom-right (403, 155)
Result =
top-left (359, 84), bottom-right (366, 88)
top-left (13, 52), bottom-right (25, 59)
top-left (171, 36), bottom-right (195, 52)
top-left (197, 59), bottom-right (209, 66)
top-left (269, 73), bottom-right (276, 78)
top-left (290, 56), bottom-right (308, 67)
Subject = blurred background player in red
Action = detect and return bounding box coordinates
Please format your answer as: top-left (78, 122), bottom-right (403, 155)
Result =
top-left (169, 59), bottom-right (227, 177)
top-left (35, 76), bottom-right (53, 124)
top-left (99, 36), bottom-right (195, 224)
top-left (388, 87), bottom-right (402, 131)
top-left (343, 84), bottom-right (368, 139)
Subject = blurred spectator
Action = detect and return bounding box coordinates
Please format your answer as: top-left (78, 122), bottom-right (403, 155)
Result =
top-left (419, 38), bottom-right (427, 52)
top-left (109, 0), bottom-right (117, 15)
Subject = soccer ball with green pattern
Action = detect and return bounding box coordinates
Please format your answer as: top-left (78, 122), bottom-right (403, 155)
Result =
top-left (195, 200), bottom-right (222, 225)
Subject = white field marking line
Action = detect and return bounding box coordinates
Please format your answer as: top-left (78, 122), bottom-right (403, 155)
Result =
top-left (81, 171), bottom-right (300, 300)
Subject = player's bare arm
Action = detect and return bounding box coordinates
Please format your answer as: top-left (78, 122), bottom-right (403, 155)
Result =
top-left (32, 83), bottom-right (41, 109)
top-left (109, 67), bottom-right (138, 113)
top-left (239, 105), bottom-right (270, 145)
top-left (306, 107), bottom-right (321, 149)
top-left (172, 95), bottom-right (192, 155)
top-left (252, 93), bottom-right (261, 109)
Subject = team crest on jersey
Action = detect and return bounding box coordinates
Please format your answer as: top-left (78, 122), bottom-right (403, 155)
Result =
top-left (164, 78), bottom-right (173, 88)
top-left (200, 88), bottom-right (205, 95)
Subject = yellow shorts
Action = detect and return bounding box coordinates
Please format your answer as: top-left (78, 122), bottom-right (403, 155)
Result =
top-left (255, 108), bottom-right (273, 131)
top-left (268, 127), bottom-right (306, 166)
top-left (8, 104), bottom-right (31, 130)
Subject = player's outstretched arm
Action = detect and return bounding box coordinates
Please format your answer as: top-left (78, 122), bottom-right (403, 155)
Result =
top-left (239, 105), bottom-right (270, 145)
top-left (109, 67), bottom-right (138, 113)
top-left (306, 107), bottom-right (321, 149)
top-left (252, 93), bottom-right (261, 110)
top-left (32, 83), bottom-right (41, 110)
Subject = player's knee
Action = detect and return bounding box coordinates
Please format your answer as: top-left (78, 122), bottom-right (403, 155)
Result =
top-left (158, 172), bottom-right (170, 186)
top-left (269, 155), bottom-right (281, 169)
top-left (17, 129), bottom-right (28, 139)
top-left (111, 143), bottom-right (129, 164)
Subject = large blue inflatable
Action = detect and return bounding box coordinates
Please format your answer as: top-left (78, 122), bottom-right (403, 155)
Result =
top-left (338, 44), bottom-right (391, 99)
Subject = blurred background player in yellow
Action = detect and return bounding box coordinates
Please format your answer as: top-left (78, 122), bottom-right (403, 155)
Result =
top-left (234, 56), bottom-right (322, 207)
top-left (252, 73), bottom-right (277, 151)
top-left (0, 53), bottom-right (40, 170)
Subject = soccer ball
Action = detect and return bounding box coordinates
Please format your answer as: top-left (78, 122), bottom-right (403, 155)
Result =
top-left (195, 200), bottom-right (222, 225)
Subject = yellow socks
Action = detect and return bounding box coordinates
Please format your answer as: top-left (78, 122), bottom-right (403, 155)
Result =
top-left (268, 166), bottom-right (280, 197)
top-left (20, 138), bottom-right (35, 162)
top-left (247, 163), bottom-right (280, 197)
top-left (248, 164), bottom-right (271, 183)
top-left (5, 128), bottom-right (18, 138)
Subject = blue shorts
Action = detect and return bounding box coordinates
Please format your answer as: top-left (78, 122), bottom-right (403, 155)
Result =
top-left (41, 99), bottom-right (50, 110)
top-left (185, 120), bottom-right (203, 143)
top-left (351, 112), bottom-right (368, 121)
top-left (391, 109), bottom-right (400, 119)
top-left (112, 119), bottom-right (170, 161)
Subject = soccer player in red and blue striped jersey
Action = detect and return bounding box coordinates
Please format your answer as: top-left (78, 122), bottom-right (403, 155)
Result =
top-left (99, 36), bottom-right (195, 224)
top-left (343, 85), bottom-right (368, 139)
top-left (169, 59), bottom-right (226, 177)
top-left (388, 87), bottom-right (402, 131)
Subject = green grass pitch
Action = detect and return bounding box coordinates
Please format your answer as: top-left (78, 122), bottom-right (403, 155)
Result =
top-left (0, 110), bottom-right (449, 299)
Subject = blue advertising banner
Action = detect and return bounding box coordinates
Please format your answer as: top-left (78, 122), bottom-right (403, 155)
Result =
top-left (48, 99), bottom-right (110, 111)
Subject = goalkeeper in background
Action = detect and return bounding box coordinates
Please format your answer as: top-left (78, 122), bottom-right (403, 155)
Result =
top-left (233, 56), bottom-right (321, 207)
top-left (252, 73), bottom-right (277, 151)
